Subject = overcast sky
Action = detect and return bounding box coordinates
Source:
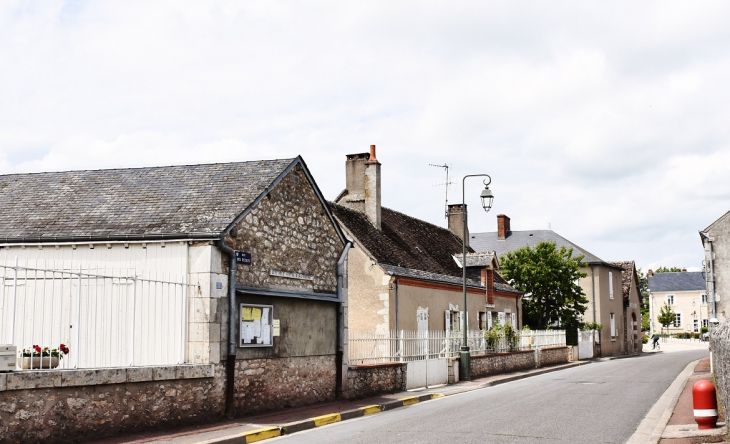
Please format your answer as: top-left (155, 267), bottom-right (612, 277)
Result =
top-left (2, 1), bottom-right (729, 272)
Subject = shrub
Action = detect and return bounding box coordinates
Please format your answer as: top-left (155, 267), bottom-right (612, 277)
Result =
top-left (642, 334), bottom-right (649, 344)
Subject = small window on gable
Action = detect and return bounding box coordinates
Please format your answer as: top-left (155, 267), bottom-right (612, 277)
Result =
top-left (702, 294), bottom-right (708, 304)
top-left (667, 295), bottom-right (675, 306)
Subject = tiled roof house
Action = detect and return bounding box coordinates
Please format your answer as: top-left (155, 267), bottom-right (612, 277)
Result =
top-left (469, 214), bottom-right (630, 356)
top-left (330, 146), bottom-right (522, 335)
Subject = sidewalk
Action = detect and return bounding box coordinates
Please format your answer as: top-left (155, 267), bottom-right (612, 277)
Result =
top-left (86, 360), bottom-right (589, 444)
top-left (629, 337), bottom-right (726, 444)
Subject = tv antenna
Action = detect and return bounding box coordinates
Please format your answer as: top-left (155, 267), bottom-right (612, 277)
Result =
top-left (430, 163), bottom-right (454, 219)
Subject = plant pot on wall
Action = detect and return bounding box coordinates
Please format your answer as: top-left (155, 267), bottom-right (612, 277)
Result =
top-left (17, 356), bottom-right (59, 369)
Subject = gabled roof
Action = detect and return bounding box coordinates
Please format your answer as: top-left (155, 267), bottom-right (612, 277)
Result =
top-left (0, 157), bottom-right (345, 244)
top-left (471, 229), bottom-right (621, 269)
top-left (647, 272), bottom-right (705, 293)
top-left (328, 202), bottom-right (521, 294)
top-left (703, 210), bottom-right (730, 234)
top-left (453, 252), bottom-right (499, 269)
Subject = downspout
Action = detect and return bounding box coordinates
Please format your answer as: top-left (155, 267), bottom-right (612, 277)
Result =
top-left (217, 240), bottom-right (238, 419)
top-left (336, 240), bottom-right (353, 398)
top-left (590, 265), bottom-right (596, 324)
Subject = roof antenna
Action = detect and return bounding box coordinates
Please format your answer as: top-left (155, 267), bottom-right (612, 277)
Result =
top-left (430, 163), bottom-right (454, 219)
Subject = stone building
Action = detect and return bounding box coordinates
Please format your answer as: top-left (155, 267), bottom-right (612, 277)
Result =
top-left (608, 261), bottom-right (643, 354)
top-left (700, 212), bottom-right (729, 322)
top-left (471, 214), bottom-right (628, 356)
top-left (330, 146), bottom-right (522, 337)
top-left (0, 157), bottom-right (349, 443)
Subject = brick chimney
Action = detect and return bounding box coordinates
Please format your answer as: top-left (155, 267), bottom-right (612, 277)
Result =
top-left (364, 145), bottom-right (381, 229)
top-left (448, 204), bottom-right (468, 247)
top-left (682, 267), bottom-right (687, 272)
top-left (497, 214), bottom-right (511, 240)
top-left (647, 269), bottom-right (653, 277)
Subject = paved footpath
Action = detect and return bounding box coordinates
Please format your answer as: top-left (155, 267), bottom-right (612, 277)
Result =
top-left (88, 338), bottom-right (725, 444)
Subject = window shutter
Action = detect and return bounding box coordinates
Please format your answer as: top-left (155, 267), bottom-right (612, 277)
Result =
top-left (445, 310), bottom-right (451, 333)
top-left (609, 272), bottom-right (614, 299)
top-left (459, 311), bottom-right (464, 331)
top-left (610, 313), bottom-right (616, 337)
top-left (511, 313), bottom-right (516, 326)
top-left (487, 311), bottom-right (493, 329)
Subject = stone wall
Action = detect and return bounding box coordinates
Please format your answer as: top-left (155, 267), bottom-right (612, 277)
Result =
top-left (341, 363), bottom-right (407, 400)
top-left (234, 356), bottom-right (336, 415)
top-left (710, 321), bottom-right (730, 422)
top-left (470, 350), bottom-right (535, 378)
top-left (538, 347), bottom-right (570, 367)
top-left (0, 364), bottom-right (223, 444)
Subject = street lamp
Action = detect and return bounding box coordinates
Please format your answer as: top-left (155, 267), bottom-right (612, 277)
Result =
top-left (460, 174), bottom-right (493, 381)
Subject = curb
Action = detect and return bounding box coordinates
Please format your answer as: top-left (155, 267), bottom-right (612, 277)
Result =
top-left (193, 394), bottom-right (444, 444)
top-left (194, 362), bottom-right (587, 444)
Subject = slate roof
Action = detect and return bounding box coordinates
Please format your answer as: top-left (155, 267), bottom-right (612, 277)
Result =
top-left (328, 203), bottom-right (521, 294)
top-left (453, 252), bottom-right (498, 268)
top-left (470, 229), bottom-right (620, 268)
top-left (0, 158), bottom-right (297, 241)
top-left (648, 272), bottom-right (706, 293)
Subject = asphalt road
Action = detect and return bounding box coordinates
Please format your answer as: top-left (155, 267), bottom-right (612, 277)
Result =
top-left (269, 350), bottom-right (708, 444)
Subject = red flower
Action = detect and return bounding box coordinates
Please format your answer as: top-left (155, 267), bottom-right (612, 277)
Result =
top-left (59, 344), bottom-right (70, 354)
top-left (33, 345), bottom-right (41, 353)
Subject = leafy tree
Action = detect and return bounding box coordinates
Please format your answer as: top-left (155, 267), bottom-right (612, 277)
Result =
top-left (657, 303), bottom-right (676, 330)
top-left (655, 266), bottom-right (682, 273)
top-left (637, 269), bottom-right (651, 331)
top-left (500, 241), bottom-right (588, 330)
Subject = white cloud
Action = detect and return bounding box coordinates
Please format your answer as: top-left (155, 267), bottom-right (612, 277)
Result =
top-left (1, 0), bottom-right (729, 271)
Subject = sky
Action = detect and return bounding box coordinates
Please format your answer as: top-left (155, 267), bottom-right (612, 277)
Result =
top-left (1, 1), bottom-right (729, 272)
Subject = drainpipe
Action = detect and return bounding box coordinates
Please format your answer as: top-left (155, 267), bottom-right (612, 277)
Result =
top-left (701, 232), bottom-right (717, 319)
top-left (590, 265), bottom-right (596, 324)
top-left (336, 240), bottom-right (353, 398)
top-left (217, 240), bottom-right (238, 419)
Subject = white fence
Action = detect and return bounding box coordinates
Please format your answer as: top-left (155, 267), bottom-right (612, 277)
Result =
top-left (0, 260), bottom-right (194, 369)
top-left (348, 329), bottom-right (566, 365)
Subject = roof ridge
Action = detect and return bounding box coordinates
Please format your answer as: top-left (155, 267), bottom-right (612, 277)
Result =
top-left (0, 157), bottom-right (297, 177)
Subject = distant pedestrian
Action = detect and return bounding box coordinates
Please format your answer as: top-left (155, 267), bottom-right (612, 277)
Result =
top-left (652, 333), bottom-right (660, 350)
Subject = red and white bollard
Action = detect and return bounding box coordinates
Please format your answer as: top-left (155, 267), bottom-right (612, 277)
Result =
top-left (693, 380), bottom-right (719, 429)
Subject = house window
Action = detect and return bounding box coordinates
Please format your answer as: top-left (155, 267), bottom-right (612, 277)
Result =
top-left (703, 319), bottom-right (709, 328)
top-left (497, 311), bottom-right (506, 326)
top-left (667, 295), bottom-right (675, 306)
top-left (609, 272), bottom-right (614, 299)
top-left (510, 313), bottom-right (517, 327)
top-left (693, 319), bottom-right (699, 333)
top-left (673, 313), bottom-right (682, 328)
top-left (478, 311), bottom-right (486, 330)
top-left (701, 294), bottom-right (708, 305)
top-left (445, 310), bottom-right (462, 332)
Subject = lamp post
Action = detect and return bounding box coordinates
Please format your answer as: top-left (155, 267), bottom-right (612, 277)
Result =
top-left (459, 174), bottom-right (494, 381)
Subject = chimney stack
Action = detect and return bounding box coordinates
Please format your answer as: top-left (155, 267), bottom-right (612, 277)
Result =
top-left (447, 204), bottom-right (469, 247)
top-left (648, 269), bottom-right (653, 277)
top-left (364, 145), bottom-right (381, 229)
top-left (497, 214), bottom-right (511, 240)
top-left (339, 146), bottom-right (382, 229)
top-left (682, 267), bottom-right (687, 272)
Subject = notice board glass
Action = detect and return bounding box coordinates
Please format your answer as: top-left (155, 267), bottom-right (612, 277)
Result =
top-left (239, 303), bottom-right (274, 347)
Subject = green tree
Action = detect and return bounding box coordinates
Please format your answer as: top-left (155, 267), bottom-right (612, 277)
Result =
top-left (655, 266), bottom-right (682, 273)
top-left (637, 269), bottom-right (651, 331)
top-left (500, 241), bottom-right (588, 329)
top-left (657, 302), bottom-right (676, 330)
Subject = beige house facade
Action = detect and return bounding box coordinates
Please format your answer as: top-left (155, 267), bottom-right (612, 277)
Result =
top-left (647, 270), bottom-right (708, 335)
top-left (471, 214), bottom-right (636, 357)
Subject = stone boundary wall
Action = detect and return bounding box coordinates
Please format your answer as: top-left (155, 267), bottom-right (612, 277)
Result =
top-left (341, 362), bottom-right (407, 400)
top-left (0, 364), bottom-right (223, 444)
top-left (710, 321), bottom-right (730, 426)
top-left (470, 350), bottom-right (535, 378)
top-left (234, 355), bottom-right (337, 415)
top-left (538, 347), bottom-right (570, 367)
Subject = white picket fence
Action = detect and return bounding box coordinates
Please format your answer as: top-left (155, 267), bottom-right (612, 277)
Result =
top-left (347, 329), bottom-right (566, 365)
top-left (0, 259), bottom-right (194, 369)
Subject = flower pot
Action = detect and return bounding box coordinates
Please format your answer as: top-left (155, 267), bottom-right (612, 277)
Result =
top-left (17, 356), bottom-right (59, 369)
